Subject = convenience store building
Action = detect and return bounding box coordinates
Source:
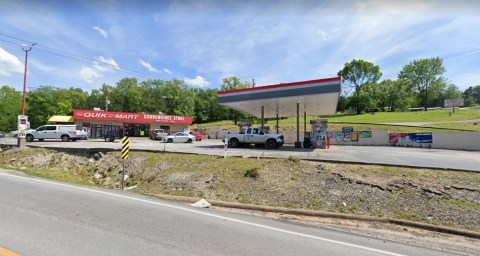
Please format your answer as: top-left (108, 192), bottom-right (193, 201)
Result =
top-left (73, 109), bottom-right (192, 138)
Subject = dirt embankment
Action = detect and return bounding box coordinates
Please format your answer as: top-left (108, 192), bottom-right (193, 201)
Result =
top-left (2, 147), bottom-right (479, 232)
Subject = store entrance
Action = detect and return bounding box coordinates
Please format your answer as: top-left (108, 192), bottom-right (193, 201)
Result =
top-left (124, 123), bottom-right (150, 137)
top-left (90, 124), bottom-right (122, 139)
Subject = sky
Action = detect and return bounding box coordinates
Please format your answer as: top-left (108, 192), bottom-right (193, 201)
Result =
top-left (0, 0), bottom-right (479, 94)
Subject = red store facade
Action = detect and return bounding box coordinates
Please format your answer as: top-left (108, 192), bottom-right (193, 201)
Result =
top-left (73, 109), bottom-right (192, 138)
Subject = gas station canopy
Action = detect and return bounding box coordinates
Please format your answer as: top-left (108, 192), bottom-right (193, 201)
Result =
top-left (217, 77), bottom-right (342, 118)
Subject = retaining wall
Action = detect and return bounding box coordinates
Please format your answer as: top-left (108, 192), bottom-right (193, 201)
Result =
top-left (432, 132), bottom-right (480, 151)
top-left (208, 128), bottom-right (480, 151)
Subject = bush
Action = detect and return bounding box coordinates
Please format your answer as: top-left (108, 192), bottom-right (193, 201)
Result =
top-left (288, 156), bottom-right (300, 163)
top-left (290, 172), bottom-right (298, 181)
top-left (244, 167), bottom-right (259, 179)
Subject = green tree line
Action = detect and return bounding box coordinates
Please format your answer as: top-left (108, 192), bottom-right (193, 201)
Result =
top-left (338, 57), bottom-right (480, 113)
top-left (1, 57), bottom-right (479, 132)
top-left (0, 77), bottom-right (250, 132)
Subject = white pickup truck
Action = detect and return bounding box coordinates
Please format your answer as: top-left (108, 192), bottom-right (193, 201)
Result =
top-left (224, 127), bottom-right (284, 149)
top-left (26, 125), bottom-right (84, 142)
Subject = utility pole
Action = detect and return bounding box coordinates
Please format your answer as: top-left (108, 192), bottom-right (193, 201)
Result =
top-left (21, 43), bottom-right (36, 115)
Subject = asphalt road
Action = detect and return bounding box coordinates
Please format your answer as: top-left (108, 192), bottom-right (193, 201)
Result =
top-left (0, 170), bottom-right (459, 256)
top-left (4, 137), bottom-right (479, 172)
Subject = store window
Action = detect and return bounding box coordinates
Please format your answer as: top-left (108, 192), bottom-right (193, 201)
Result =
top-left (124, 124), bottom-right (150, 137)
top-left (90, 124), bottom-right (122, 138)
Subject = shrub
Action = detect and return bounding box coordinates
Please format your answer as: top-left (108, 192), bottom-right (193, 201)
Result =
top-left (244, 167), bottom-right (259, 179)
top-left (288, 156), bottom-right (300, 163)
top-left (290, 172), bottom-right (298, 181)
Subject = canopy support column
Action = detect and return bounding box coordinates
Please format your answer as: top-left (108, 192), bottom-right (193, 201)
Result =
top-left (261, 106), bottom-right (265, 130)
top-left (304, 111), bottom-right (307, 140)
top-left (295, 103), bottom-right (301, 148)
top-left (276, 113), bottom-right (279, 134)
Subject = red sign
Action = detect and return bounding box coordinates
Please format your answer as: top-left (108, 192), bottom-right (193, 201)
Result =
top-left (73, 109), bottom-right (192, 124)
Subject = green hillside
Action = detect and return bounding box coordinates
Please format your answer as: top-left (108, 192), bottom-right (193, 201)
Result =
top-left (196, 109), bottom-right (480, 133)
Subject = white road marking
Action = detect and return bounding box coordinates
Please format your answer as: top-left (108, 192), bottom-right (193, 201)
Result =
top-left (0, 171), bottom-right (406, 256)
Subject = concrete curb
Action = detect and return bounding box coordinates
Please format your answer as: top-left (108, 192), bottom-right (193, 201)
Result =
top-left (152, 194), bottom-right (480, 240)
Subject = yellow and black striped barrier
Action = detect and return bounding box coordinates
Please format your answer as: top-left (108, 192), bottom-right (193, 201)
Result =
top-left (121, 136), bottom-right (129, 159)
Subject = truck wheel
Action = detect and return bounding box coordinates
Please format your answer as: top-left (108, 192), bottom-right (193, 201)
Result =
top-left (167, 138), bottom-right (173, 143)
top-left (61, 135), bottom-right (70, 142)
top-left (266, 139), bottom-right (277, 149)
top-left (229, 138), bottom-right (240, 148)
top-left (26, 135), bottom-right (34, 142)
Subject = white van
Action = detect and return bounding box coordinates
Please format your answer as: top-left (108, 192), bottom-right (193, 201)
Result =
top-left (26, 125), bottom-right (84, 142)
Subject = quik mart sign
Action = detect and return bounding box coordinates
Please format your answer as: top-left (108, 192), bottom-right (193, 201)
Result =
top-left (73, 109), bottom-right (192, 124)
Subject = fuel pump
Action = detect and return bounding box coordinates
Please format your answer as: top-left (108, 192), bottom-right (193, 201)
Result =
top-left (310, 119), bottom-right (328, 149)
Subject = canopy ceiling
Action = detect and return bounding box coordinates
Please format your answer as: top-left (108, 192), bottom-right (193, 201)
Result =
top-left (218, 77), bottom-right (342, 118)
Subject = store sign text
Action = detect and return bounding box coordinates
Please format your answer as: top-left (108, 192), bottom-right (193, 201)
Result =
top-left (74, 109), bottom-right (191, 124)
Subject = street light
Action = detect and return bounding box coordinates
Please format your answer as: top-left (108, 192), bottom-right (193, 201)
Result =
top-left (21, 42), bottom-right (36, 115)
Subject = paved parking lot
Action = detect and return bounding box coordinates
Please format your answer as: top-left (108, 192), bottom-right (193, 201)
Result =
top-left (2, 137), bottom-right (479, 172)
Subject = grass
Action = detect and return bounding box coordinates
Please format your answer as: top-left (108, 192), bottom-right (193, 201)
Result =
top-left (194, 109), bottom-right (480, 132)
top-left (323, 109), bottom-right (480, 123)
top-left (445, 199), bottom-right (480, 210)
top-left (0, 163), bottom-right (94, 185)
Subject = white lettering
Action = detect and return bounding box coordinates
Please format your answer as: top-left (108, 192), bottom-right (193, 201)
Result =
top-left (84, 112), bottom-right (107, 118)
top-left (115, 114), bottom-right (138, 120)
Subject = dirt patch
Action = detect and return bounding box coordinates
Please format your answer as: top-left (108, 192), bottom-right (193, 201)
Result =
top-left (2, 148), bottom-right (479, 232)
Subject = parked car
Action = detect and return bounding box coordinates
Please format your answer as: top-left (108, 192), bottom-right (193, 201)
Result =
top-left (0, 132), bottom-right (4, 138)
top-left (150, 128), bottom-right (168, 140)
top-left (189, 131), bottom-right (203, 141)
top-left (162, 132), bottom-right (195, 143)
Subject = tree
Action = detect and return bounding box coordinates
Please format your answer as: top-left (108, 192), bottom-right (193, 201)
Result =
top-left (338, 59), bottom-right (382, 114)
top-left (193, 88), bottom-right (227, 123)
top-left (109, 78), bottom-right (144, 112)
top-left (139, 79), bottom-right (168, 114)
top-left (220, 77), bottom-right (250, 124)
top-left (365, 80), bottom-right (416, 112)
top-left (87, 84), bottom-right (114, 110)
top-left (0, 86), bottom-right (22, 132)
top-left (441, 84), bottom-right (463, 107)
top-left (26, 86), bottom-right (75, 128)
top-left (463, 85), bottom-right (480, 106)
top-left (159, 79), bottom-right (195, 116)
top-left (398, 57), bottom-right (446, 111)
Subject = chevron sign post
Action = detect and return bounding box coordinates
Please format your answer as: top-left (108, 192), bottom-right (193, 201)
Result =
top-left (121, 136), bottom-right (129, 189)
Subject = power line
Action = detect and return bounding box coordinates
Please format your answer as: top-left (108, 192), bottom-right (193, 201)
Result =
top-left (0, 37), bottom-right (23, 47)
top-left (0, 32), bottom-right (164, 80)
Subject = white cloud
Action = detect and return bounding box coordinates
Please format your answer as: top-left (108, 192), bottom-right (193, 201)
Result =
top-left (94, 56), bottom-right (119, 72)
top-left (78, 56), bottom-right (120, 83)
top-left (163, 68), bottom-right (172, 75)
top-left (80, 66), bottom-right (102, 83)
top-left (0, 47), bottom-right (23, 76)
top-left (184, 76), bottom-right (209, 88)
top-left (139, 59), bottom-right (159, 73)
top-left (92, 26), bottom-right (108, 39)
